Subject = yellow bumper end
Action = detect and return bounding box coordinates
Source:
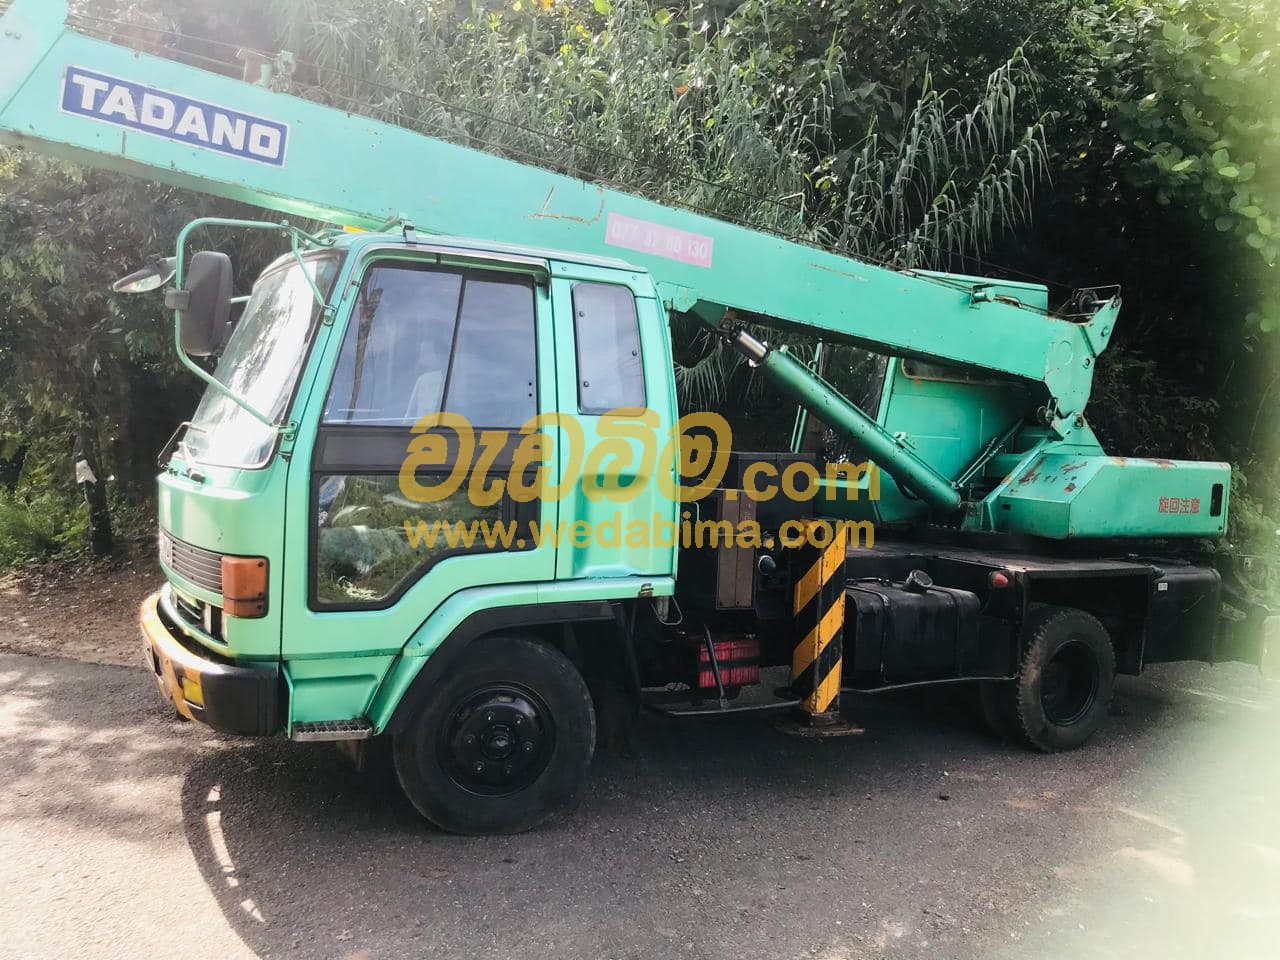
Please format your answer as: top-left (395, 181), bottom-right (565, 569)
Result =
top-left (138, 589), bottom-right (282, 736)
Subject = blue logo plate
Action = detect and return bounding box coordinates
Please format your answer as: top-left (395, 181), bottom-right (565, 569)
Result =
top-left (61, 66), bottom-right (289, 167)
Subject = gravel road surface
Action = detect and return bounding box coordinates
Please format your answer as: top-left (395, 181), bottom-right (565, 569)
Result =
top-left (0, 650), bottom-right (1276, 959)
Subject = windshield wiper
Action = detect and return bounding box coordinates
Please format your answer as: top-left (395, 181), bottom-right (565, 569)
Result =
top-left (157, 422), bottom-right (207, 481)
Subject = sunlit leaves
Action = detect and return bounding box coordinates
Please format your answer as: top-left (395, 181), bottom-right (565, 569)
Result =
top-left (1088, 0), bottom-right (1278, 339)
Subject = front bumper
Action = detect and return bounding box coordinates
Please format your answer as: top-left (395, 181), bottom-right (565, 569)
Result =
top-left (140, 590), bottom-right (282, 736)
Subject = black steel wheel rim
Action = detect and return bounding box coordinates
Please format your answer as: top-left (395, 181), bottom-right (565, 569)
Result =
top-left (1040, 639), bottom-right (1100, 726)
top-left (438, 683), bottom-right (556, 797)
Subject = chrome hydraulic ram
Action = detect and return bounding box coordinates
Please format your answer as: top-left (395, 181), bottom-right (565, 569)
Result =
top-left (727, 328), bottom-right (963, 514)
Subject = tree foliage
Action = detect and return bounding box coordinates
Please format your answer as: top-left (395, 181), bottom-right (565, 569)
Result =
top-left (1071, 1), bottom-right (1280, 554)
top-left (0, 152), bottom-right (230, 556)
top-left (1087, 0), bottom-right (1278, 332)
top-left (247, 0), bottom-right (1050, 410)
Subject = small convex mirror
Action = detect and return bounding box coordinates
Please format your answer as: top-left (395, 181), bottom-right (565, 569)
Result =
top-left (111, 257), bottom-right (177, 294)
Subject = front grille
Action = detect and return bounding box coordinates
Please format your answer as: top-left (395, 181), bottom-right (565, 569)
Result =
top-left (170, 589), bottom-right (225, 642)
top-left (172, 591), bottom-right (203, 623)
top-left (159, 530), bottom-right (224, 594)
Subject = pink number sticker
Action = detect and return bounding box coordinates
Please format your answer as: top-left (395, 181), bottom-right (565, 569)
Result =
top-left (605, 212), bottom-right (714, 268)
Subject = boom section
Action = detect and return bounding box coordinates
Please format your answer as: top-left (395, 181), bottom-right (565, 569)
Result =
top-left (0, 0), bottom-right (1112, 423)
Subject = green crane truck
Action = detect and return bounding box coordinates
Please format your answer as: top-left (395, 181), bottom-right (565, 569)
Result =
top-left (0, 0), bottom-right (1273, 833)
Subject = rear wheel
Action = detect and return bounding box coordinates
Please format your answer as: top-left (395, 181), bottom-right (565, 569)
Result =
top-left (980, 605), bottom-right (1115, 752)
top-left (393, 635), bottom-right (596, 834)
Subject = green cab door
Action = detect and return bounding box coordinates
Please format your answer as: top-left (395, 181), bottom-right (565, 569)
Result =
top-left (279, 246), bottom-right (560, 725)
top-left (548, 267), bottom-right (680, 582)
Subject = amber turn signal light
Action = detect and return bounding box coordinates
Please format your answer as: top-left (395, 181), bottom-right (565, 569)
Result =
top-left (221, 555), bottom-right (268, 618)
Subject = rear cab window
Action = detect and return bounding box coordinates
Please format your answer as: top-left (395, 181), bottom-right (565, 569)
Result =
top-left (571, 282), bottom-right (645, 414)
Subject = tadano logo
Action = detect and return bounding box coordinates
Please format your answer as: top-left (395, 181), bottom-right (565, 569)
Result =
top-left (60, 66), bottom-right (289, 167)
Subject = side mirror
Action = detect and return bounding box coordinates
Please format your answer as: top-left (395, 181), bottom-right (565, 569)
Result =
top-left (165, 251), bottom-right (233, 357)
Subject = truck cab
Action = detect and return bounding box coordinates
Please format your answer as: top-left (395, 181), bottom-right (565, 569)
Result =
top-left (143, 228), bottom-right (680, 793)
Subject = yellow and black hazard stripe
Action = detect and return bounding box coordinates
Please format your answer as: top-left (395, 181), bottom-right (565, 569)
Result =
top-left (790, 520), bottom-right (848, 717)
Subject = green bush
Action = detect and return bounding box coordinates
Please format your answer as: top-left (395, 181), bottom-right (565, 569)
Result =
top-left (0, 489), bottom-right (86, 566)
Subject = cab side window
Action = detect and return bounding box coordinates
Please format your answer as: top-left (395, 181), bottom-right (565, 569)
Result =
top-left (323, 262), bottom-right (536, 428)
top-left (572, 282), bottom-right (644, 414)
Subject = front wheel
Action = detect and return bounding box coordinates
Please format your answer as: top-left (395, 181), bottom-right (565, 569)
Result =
top-left (980, 604), bottom-right (1116, 752)
top-left (393, 635), bottom-right (596, 834)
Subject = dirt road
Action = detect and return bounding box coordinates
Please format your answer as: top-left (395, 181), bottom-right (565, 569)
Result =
top-left (0, 649), bottom-right (1276, 960)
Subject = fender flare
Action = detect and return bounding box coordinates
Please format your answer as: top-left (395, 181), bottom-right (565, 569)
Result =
top-left (383, 599), bottom-right (619, 734)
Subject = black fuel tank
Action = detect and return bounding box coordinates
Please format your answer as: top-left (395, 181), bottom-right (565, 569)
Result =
top-left (846, 575), bottom-right (981, 684)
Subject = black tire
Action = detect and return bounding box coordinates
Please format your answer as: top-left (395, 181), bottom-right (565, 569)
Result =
top-left (980, 604), bottom-right (1116, 752)
top-left (393, 635), bottom-right (596, 834)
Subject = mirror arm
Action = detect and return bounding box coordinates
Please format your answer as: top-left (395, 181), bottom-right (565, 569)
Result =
top-left (169, 317), bottom-right (279, 430)
top-left (164, 289), bottom-right (190, 311)
top-left (287, 222), bottom-right (330, 247)
top-left (288, 226), bottom-right (329, 314)
top-left (170, 217), bottom-right (333, 433)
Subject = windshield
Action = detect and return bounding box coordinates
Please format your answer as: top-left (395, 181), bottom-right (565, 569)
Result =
top-left (185, 254), bottom-right (340, 468)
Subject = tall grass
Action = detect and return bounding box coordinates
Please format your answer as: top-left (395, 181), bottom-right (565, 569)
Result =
top-left (264, 1), bottom-right (1045, 256)
top-left (257, 1), bottom-right (1047, 407)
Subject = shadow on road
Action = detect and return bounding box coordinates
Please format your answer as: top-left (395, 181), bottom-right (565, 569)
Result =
top-left (173, 679), bottom-right (1219, 960)
top-left (0, 655), bottom-right (207, 844)
top-left (3, 652), bottom-right (1275, 960)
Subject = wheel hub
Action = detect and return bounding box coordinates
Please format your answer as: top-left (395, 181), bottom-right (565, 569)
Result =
top-left (440, 684), bottom-right (554, 796)
top-left (482, 725), bottom-right (515, 760)
top-left (1040, 640), bottom-right (1100, 726)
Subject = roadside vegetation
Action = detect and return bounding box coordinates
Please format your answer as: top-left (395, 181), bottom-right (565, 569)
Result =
top-left (0, 0), bottom-right (1275, 574)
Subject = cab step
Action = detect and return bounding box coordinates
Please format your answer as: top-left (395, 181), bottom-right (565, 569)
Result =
top-left (290, 718), bottom-right (375, 742)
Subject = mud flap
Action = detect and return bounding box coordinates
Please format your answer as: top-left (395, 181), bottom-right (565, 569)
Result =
top-left (1203, 551), bottom-right (1276, 674)
top-left (1215, 581), bottom-right (1278, 675)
